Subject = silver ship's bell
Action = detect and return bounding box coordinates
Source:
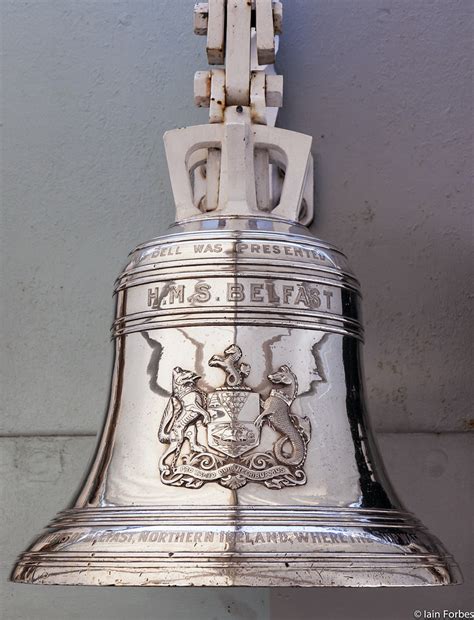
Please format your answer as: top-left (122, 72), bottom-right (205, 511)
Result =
top-left (12, 1), bottom-right (461, 587)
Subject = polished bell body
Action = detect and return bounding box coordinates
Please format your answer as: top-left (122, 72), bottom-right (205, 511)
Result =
top-left (12, 0), bottom-right (460, 587)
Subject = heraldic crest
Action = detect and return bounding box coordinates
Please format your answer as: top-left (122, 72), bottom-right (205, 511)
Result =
top-left (158, 344), bottom-right (311, 490)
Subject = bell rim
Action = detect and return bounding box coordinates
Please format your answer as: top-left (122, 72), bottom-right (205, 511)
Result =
top-left (11, 504), bottom-right (462, 587)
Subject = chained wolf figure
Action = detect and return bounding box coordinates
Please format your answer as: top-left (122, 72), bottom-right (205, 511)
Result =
top-left (158, 367), bottom-right (210, 470)
top-left (256, 365), bottom-right (311, 466)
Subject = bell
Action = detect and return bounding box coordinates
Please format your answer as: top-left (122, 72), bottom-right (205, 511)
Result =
top-left (12, 1), bottom-right (460, 588)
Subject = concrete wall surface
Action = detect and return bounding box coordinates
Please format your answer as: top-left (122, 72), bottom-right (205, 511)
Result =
top-left (1, 1), bottom-right (472, 619)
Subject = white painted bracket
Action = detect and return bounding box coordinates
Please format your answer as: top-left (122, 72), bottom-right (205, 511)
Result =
top-left (193, 0), bottom-right (283, 120)
top-left (169, 0), bottom-right (314, 224)
top-left (255, 0), bottom-right (275, 65)
top-left (164, 108), bottom-right (312, 223)
top-left (206, 0), bottom-right (226, 64)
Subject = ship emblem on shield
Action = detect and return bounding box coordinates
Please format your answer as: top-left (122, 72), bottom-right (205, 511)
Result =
top-left (158, 344), bottom-right (311, 490)
top-left (207, 389), bottom-right (260, 458)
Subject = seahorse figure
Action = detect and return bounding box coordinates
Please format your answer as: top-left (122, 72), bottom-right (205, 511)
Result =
top-left (256, 365), bottom-right (310, 466)
top-left (208, 344), bottom-right (251, 387)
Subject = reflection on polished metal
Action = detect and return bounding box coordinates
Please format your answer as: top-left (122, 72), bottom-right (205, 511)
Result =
top-left (12, 0), bottom-right (461, 587)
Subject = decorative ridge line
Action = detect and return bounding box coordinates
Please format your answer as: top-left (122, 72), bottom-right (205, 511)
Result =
top-left (112, 318), bottom-right (364, 341)
top-left (117, 262), bottom-right (360, 291)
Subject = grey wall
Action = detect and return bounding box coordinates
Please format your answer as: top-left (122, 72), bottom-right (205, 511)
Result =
top-left (1, 1), bottom-right (472, 619)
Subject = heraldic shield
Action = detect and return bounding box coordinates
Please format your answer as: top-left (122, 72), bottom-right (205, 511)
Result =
top-left (158, 344), bottom-right (311, 490)
top-left (207, 390), bottom-right (260, 458)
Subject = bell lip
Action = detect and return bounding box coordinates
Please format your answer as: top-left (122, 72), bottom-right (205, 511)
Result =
top-left (10, 560), bottom-right (463, 588)
top-left (10, 505), bottom-right (463, 588)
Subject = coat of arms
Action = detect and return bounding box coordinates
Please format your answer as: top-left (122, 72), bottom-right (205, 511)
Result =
top-left (158, 345), bottom-right (311, 490)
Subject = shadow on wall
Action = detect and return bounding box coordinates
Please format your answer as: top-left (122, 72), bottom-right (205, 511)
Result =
top-left (277, 0), bottom-right (472, 433)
